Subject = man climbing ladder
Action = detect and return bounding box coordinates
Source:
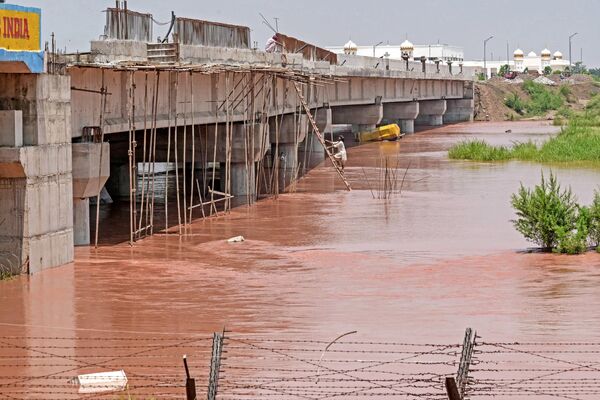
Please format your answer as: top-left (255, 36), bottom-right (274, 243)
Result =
top-left (325, 136), bottom-right (347, 171)
top-left (292, 82), bottom-right (352, 191)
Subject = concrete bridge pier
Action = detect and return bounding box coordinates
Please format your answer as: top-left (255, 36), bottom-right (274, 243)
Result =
top-left (382, 101), bottom-right (419, 134)
top-left (444, 99), bottom-right (475, 123)
top-left (331, 103), bottom-right (383, 139)
top-left (0, 74), bottom-right (74, 274)
top-left (415, 100), bottom-right (447, 127)
top-left (270, 114), bottom-right (308, 189)
top-left (213, 122), bottom-right (267, 202)
top-left (72, 143), bottom-right (110, 245)
top-left (299, 108), bottom-right (331, 169)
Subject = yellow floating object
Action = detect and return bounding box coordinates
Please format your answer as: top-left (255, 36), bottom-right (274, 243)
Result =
top-left (358, 124), bottom-right (401, 143)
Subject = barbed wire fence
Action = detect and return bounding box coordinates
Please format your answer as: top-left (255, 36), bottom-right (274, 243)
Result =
top-left (1, 329), bottom-right (600, 399)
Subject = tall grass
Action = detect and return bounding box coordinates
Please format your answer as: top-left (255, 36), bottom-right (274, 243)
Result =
top-left (449, 97), bottom-right (600, 163)
top-left (504, 80), bottom-right (566, 117)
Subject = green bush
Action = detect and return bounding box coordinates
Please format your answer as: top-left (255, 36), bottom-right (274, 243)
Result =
top-left (505, 93), bottom-right (525, 114)
top-left (559, 85), bottom-right (571, 97)
top-left (544, 66), bottom-right (553, 76)
top-left (511, 172), bottom-right (578, 250)
top-left (522, 80), bottom-right (564, 115)
top-left (589, 190), bottom-right (600, 248)
top-left (555, 206), bottom-right (590, 254)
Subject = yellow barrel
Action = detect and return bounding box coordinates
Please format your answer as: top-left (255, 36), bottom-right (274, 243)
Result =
top-left (358, 124), bottom-right (401, 143)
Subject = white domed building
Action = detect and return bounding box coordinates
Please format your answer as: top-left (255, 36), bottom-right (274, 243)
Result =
top-left (327, 38), bottom-right (464, 64)
top-left (540, 48), bottom-right (552, 69)
top-left (343, 40), bottom-right (357, 55)
top-left (513, 48), bottom-right (524, 71)
top-left (400, 39), bottom-right (414, 59)
top-left (462, 46), bottom-right (570, 78)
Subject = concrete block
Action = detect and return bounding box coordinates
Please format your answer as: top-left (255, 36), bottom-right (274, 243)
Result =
top-left (72, 142), bottom-right (110, 198)
top-left (0, 111), bottom-right (23, 147)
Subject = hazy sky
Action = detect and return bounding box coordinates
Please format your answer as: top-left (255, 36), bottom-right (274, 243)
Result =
top-left (24, 0), bottom-right (600, 67)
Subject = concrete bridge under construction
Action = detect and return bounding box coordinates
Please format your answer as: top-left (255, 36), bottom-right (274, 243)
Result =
top-left (0, 4), bottom-right (475, 274)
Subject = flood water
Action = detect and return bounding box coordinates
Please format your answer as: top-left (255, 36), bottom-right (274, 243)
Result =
top-left (2, 121), bottom-right (600, 399)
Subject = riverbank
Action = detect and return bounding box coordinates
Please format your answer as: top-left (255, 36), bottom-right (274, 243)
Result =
top-left (475, 74), bottom-right (600, 122)
top-left (450, 95), bottom-right (600, 162)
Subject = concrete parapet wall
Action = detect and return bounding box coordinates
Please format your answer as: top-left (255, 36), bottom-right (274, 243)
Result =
top-left (90, 40), bottom-right (148, 63)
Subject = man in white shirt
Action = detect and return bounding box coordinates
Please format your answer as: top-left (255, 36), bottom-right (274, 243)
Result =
top-left (325, 135), bottom-right (347, 171)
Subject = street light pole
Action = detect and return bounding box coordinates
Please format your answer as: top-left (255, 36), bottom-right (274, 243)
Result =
top-left (483, 36), bottom-right (494, 79)
top-left (569, 32), bottom-right (578, 70)
top-left (373, 41), bottom-right (383, 57)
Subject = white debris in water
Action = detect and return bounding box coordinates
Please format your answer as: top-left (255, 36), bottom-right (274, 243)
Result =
top-left (69, 370), bottom-right (127, 394)
top-left (533, 76), bottom-right (557, 86)
top-left (227, 236), bottom-right (245, 243)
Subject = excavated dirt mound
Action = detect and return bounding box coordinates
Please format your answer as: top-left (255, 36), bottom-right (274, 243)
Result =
top-left (474, 75), bottom-right (600, 122)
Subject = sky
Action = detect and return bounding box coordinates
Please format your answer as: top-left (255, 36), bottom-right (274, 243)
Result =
top-left (21, 0), bottom-right (600, 67)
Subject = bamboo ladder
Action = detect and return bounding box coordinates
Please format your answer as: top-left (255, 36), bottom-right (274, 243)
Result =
top-left (292, 82), bottom-right (351, 191)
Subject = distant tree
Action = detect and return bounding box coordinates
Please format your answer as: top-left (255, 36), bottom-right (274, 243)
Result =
top-left (572, 61), bottom-right (587, 74)
top-left (589, 68), bottom-right (600, 78)
top-left (498, 64), bottom-right (510, 76)
top-left (543, 66), bottom-right (553, 76)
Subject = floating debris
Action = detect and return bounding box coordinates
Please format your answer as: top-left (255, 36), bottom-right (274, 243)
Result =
top-left (227, 236), bottom-right (245, 243)
top-left (69, 370), bottom-right (127, 394)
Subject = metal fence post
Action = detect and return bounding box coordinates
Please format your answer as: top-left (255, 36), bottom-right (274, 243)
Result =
top-left (207, 331), bottom-right (225, 400)
top-left (456, 328), bottom-right (476, 399)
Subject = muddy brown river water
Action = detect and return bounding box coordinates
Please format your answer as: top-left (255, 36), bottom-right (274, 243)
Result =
top-left (1, 121), bottom-right (600, 399)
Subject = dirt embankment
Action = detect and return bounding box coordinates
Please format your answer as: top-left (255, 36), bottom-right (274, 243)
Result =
top-left (474, 75), bottom-right (600, 122)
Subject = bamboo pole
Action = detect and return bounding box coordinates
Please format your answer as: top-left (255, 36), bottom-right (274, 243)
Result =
top-left (127, 70), bottom-right (135, 245)
top-left (188, 71), bottom-right (196, 224)
top-left (165, 71), bottom-right (172, 232)
top-left (149, 71), bottom-right (160, 235)
top-left (94, 69), bottom-right (107, 248)
top-left (182, 72), bottom-right (188, 228)
top-left (174, 72), bottom-right (182, 233)
top-left (138, 71), bottom-right (149, 238)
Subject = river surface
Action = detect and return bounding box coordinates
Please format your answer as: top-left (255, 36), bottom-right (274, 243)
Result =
top-left (1, 121), bottom-right (600, 399)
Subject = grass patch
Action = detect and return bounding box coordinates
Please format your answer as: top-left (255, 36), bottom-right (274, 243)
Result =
top-left (504, 80), bottom-right (565, 117)
top-left (449, 95), bottom-right (600, 163)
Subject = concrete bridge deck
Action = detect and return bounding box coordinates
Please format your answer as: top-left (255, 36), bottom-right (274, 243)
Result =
top-left (1, 29), bottom-right (475, 274)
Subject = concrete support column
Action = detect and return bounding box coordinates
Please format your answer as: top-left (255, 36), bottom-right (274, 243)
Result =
top-left (73, 198), bottom-right (90, 246)
top-left (72, 142), bottom-right (110, 246)
top-left (415, 100), bottom-right (447, 127)
top-left (382, 101), bottom-right (419, 134)
top-left (331, 104), bottom-right (383, 139)
top-left (299, 108), bottom-right (331, 168)
top-left (0, 74), bottom-right (74, 274)
top-left (229, 161), bottom-right (256, 203)
top-left (106, 164), bottom-right (132, 200)
top-left (444, 99), bottom-right (475, 123)
top-left (269, 114), bottom-right (307, 190)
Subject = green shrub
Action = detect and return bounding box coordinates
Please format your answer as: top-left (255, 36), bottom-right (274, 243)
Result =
top-left (589, 190), bottom-right (600, 247)
top-left (522, 80), bottom-right (564, 115)
top-left (505, 93), bottom-right (525, 114)
top-left (544, 66), bottom-right (553, 76)
top-left (511, 172), bottom-right (578, 250)
top-left (559, 85), bottom-right (571, 97)
top-left (555, 206), bottom-right (590, 254)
